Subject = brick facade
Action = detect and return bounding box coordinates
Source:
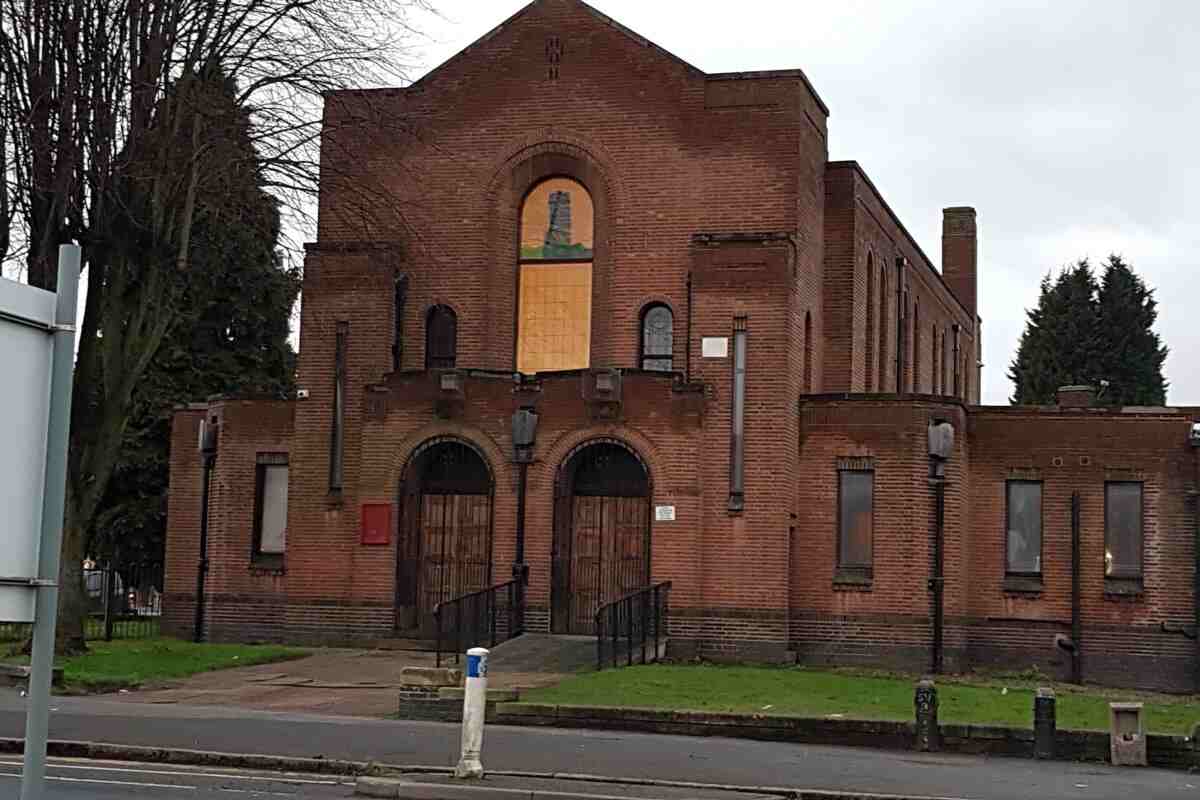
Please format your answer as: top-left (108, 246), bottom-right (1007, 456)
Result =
top-left (164, 0), bottom-right (1200, 690)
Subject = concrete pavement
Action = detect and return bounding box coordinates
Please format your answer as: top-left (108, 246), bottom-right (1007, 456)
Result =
top-left (1, 692), bottom-right (1197, 799)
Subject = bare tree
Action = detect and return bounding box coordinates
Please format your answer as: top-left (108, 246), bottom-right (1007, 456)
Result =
top-left (0, 0), bottom-right (433, 651)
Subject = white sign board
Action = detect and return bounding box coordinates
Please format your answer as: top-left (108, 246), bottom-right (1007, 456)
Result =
top-left (702, 337), bottom-right (728, 358)
top-left (655, 505), bottom-right (676, 522)
top-left (0, 277), bottom-right (56, 622)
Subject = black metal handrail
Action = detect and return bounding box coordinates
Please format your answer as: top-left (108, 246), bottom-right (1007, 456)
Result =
top-left (595, 581), bottom-right (671, 670)
top-left (434, 579), bottom-right (525, 667)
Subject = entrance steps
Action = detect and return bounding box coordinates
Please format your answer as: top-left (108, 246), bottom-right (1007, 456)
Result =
top-left (488, 633), bottom-right (597, 675)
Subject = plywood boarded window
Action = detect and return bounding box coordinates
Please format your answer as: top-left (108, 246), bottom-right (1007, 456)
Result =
top-left (1006, 480), bottom-right (1042, 575)
top-left (837, 469), bottom-right (873, 578)
top-left (1105, 482), bottom-right (1143, 580)
top-left (253, 454), bottom-right (289, 567)
top-left (517, 178), bottom-right (593, 373)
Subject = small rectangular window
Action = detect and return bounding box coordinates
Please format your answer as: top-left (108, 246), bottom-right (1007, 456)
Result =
top-left (1005, 481), bottom-right (1042, 576)
top-left (1105, 482), bottom-right (1143, 582)
top-left (253, 455), bottom-right (289, 566)
top-left (838, 470), bottom-right (873, 579)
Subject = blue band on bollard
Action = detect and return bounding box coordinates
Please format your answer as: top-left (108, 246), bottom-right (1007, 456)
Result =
top-left (467, 653), bottom-right (482, 678)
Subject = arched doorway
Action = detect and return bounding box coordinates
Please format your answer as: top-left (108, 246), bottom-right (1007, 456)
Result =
top-left (551, 440), bottom-right (651, 634)
top-left (396, 439), bottom-right (493, 635)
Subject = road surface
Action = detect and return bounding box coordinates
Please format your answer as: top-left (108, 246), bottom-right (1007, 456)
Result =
top-left (0, 692), bottom-right (1196, 799)
top-left (0, 756), bottom-right (354, 798)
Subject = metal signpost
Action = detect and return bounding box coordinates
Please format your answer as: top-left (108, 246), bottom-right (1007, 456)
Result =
top-left (0, 244), bottom-right (79, 800)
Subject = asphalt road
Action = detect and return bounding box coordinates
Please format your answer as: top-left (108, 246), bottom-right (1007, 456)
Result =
top-left (1, 691), bottom-right (1197, 799)
top-left (0, 756), bottom-right (355, 798)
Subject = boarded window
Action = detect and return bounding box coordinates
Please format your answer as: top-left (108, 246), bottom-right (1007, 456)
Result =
top-left (425, 305), bottom-right (457, 369)
top-left (838, 470), bottom-right (873, 574)
top-left (1006, 481), bottom-right (1042, 575)
top-left (640, 304), bottom-right (673, 371)
top-left (1105, 482), bottom-right (1143, 579)
top-left (254, 457), bottom-right (289, 563)
top-left (517, 177), bottom-right (594, 373)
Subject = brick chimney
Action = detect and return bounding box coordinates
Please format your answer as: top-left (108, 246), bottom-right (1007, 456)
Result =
top-left (1056, 385), bottom-right (1096, 408)
top-left (942, 207), bottom-right (977, 321)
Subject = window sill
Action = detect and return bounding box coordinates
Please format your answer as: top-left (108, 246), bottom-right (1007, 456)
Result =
top-left (1002, 576), bottom-right (1043, 595)
top-left (833, 569), bottom-right (873, 591)
top-left (250, 555), bottom-right (285, 575)
top-left (1104, 577), bottom-right (1144, 598)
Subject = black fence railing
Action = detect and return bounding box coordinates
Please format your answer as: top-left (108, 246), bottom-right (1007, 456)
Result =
top-left (0, 562), bottom-right (162, 648)
top-left (596, 581), bottom-right (671, 670)
top-left (435, 579), bottom-right (525, 667)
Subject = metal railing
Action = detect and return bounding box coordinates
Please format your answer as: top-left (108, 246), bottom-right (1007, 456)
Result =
top-left (595, 581), bottom-right (671, 670)
top-left (434, 579), bottom-right (525, 667)
top-left (1, 562), bottom-right (162, 647)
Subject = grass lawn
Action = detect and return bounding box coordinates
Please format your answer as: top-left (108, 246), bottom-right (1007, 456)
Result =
top-left (6, 638), bottom-right (308, 693)
top-left (525, 664), bottom-right (1200, 735)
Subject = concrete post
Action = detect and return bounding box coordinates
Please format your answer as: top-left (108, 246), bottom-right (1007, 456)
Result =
top-left (454, 647), bottom-right (488, 779)
top-left (914, 678), bottom-right (939, 752)
top-left (1034, 687), bottom-right (1056, 759)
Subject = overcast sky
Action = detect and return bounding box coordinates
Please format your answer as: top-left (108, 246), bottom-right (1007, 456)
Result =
top-left (407, 0), bottom-right (1199, 405)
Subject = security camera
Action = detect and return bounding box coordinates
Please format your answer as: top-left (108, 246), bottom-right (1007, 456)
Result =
top-left (296, 388), bottom-right (310, 400)
top-left (1190, 422), bottom-right (1200, 446)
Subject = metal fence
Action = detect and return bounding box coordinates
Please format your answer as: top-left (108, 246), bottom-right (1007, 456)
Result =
top-left (0, 561), bottom-right (163, 647)
top-left (434, 579), bottom-right (525, 667)
top-left (596, 581), bottom-right (671, 670)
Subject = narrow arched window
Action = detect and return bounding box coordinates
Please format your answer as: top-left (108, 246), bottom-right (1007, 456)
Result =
top-left (639, 303), bottom-right (673, 371)
top-left (425, 305), bottom-right (457, 369)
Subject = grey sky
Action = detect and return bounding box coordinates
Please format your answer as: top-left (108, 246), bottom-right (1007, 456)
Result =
top-left (409, 0), bottom-right (1199, 405)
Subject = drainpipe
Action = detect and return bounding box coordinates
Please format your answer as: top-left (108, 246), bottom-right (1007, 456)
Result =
top-left (1191, 423), bottom-right (1200, 690)
top-left (194, 416), bottom-right (219, 643)
top-left (895, 257), bottom-right (907, 397)
top-left (685, 272), bottom-right (693, 383)
top-left (928, 421), bottom-right (954, 674)
top-left (1071, 491), bottom-right (1083, 684)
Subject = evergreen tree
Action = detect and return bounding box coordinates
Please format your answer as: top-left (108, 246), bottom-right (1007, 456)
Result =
top-left (88, 73), bottom-right (300, 566)
top-left (1009, 256), bottom-right (1168, 406)
top-left (1008, 260), bottom-right (1102, 404)
top-left (1096, 255), bottom-right (1168, 406)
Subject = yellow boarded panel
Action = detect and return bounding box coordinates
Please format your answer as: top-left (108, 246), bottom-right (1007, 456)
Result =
top-left (517, 262), bottom-right (592, 373)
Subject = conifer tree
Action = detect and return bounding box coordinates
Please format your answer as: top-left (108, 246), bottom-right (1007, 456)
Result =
top-left (1095, 255), bottom-right (1168, 406)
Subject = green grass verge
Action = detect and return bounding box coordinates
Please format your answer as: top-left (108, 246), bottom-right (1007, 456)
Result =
top-left (524, 664), bottom-right (1200, 735)
top-left (7, 637), bottom-right (308, 693)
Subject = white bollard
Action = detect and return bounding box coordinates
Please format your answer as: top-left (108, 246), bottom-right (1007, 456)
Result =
top-left (454, 647), bottom-right (488, 779)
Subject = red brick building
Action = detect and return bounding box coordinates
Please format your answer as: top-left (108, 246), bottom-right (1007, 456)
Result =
top-left (164, 0), bottom-right (1200, 691)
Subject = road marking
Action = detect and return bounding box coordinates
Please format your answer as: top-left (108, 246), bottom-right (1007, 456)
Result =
top-left (0, 758), bottom-right (343, 785)
top-left (0, 768), bottom-right (198, 790)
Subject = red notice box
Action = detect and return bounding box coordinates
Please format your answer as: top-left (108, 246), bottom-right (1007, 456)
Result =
top-left (361, 503), bottom-right (391, 545)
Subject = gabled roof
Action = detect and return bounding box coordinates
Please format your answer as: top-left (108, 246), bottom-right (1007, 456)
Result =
top-left (395, 0), bottom-right (828, 114)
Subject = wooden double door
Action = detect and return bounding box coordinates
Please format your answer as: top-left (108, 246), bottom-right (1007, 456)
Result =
top-left (551, 442), bottom-right (651, 635)
top-left (396, 440), bottom-right (493, 635)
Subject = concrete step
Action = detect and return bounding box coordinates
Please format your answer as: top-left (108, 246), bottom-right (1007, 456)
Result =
top-left (488, 633), bottom-right (598, 675)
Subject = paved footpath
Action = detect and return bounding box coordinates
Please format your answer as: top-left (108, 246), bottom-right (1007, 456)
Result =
top-left (1, 692), bottom-right (1197, 799)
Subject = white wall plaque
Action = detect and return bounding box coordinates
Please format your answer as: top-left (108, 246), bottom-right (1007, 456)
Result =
top-left (655, 505), bottom-right (676, 522)
top-left (701, 337), bottom-right (728, 358)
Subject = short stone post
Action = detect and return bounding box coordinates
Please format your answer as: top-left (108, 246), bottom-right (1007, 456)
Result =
top-left (914, 678), bottom-right (939, 752)
top-left (1034, 687), bottom-right (1056, 759)
top-left (454, 647), bottom-right (489, 779)
top-left (1109, 702), bottom-right (1147, 766)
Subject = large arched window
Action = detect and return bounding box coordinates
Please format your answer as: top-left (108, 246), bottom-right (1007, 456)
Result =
top-left (517, 177), bottom-right (594, 374)
top-left (639, 303), bottom-right (673, 371)
top-left (425, 305), bottom-right (457, 369)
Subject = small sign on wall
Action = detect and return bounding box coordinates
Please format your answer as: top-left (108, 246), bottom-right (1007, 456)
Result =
top-left (655, 505), bottom-right (676, 522)
top-left (361, 503), bottom-right (392, 545)
top-left (701, 337), bottom-right (728, 358)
